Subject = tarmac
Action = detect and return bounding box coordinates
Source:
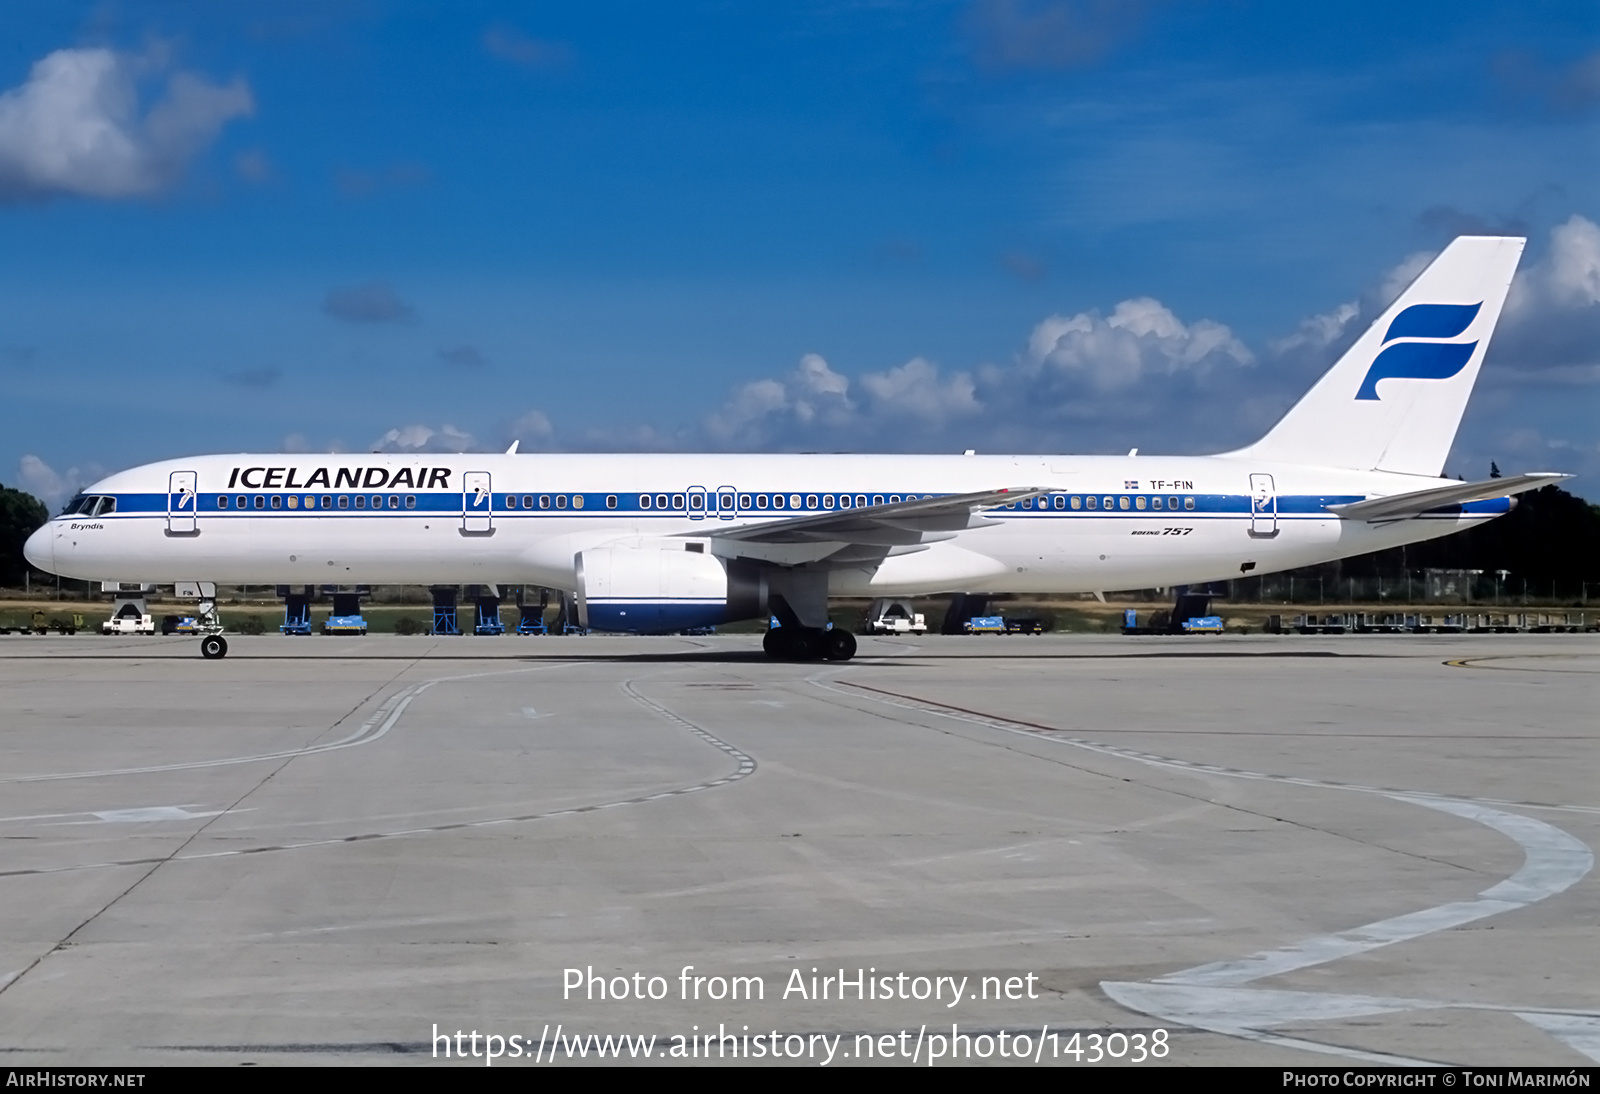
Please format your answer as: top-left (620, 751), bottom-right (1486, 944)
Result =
top-left (0, 631), bottom-right (1595, 1067)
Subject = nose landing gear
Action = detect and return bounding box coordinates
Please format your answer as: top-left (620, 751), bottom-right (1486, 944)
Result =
top-left (200, 634), bottom-right (229, 659)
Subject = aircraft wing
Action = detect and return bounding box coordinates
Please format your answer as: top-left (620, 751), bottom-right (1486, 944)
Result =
top-left (1325, 472), bottom-right (1570, 522)
top-left (697, 486), bottom-right (1052, 565)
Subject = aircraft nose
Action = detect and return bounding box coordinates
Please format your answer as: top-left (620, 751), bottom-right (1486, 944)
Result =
top-left (23, 523), bottom-right (53, 574)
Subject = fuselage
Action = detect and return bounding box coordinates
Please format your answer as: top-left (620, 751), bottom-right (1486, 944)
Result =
top-left (27, 451), bottom-right (1509, 596)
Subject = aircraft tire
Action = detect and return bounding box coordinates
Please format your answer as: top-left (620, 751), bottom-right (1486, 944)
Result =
top-left (786, 628), bottom-right (823, 661)
top-left (762, 627), bottom-right (791, 658)
top-left (824, 629), bottom-right (857, 661)
top-left (200, 635), bottom-right (228, 660)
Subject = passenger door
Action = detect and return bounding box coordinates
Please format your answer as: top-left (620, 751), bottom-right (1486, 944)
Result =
top-left (167, 471), bottom-right (198, 535)
top-left (1249, 473), bottom-right (1278, 538)
top-left (463, 471), bottom-right (493, 534)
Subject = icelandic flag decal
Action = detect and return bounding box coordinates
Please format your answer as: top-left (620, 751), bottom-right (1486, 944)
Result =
top-left (1357, 302), bottom-right (1482, 401)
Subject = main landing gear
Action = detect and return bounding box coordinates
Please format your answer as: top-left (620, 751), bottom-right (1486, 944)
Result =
top-left (763, 626), bottom-right (856, 662)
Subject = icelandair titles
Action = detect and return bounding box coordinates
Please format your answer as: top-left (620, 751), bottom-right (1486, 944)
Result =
top-left (227, 466), bottom-right (452, 490)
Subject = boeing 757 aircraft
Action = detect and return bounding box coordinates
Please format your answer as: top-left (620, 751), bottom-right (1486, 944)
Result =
top-left (24, 236), bottom-right (1565, 661)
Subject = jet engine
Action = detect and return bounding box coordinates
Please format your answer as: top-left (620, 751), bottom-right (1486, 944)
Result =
top-left (576, 542), bottom-right (766, 633)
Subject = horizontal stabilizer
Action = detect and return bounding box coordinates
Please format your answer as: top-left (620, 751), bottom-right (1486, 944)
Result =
top-left (1326, 473), bottom-right (1570, 522)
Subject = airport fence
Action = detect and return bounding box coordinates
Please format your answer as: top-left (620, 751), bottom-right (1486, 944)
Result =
top-left (1199, 573), bottom-right (1596, 607)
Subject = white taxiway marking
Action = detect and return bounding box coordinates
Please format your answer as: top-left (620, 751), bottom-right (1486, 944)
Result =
top-left (90, 807), bottom-right (224, 824)
top-left (4, 682), bottom-right (435, 783)
top-left (822, 676), bottom-right (1599, 1065)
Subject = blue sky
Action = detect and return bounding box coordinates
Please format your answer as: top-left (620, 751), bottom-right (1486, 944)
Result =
top-left (1, 1), bottom-right (1597, 506)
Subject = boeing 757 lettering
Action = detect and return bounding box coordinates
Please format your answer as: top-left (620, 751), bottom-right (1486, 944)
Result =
top-left (24, 236), bottom-right (1566, 660)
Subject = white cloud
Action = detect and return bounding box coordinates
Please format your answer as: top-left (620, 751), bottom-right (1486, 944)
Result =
top-left (1540, 214), bottom-right (1600, 308)
top-left (1492, 215), bottom-right (1600, 381)
top-left (858, 357), bottom-right (980, 423)
top-left (704, 353), bottom-right (857, 445)
top-left (371, 424), bottom-right (476, 453)
top-left (1024, 297), bottom-right (1253, 392)
top-left (1269, 301), bottom-right (1359, 356)
top-left (17, 454), bottom-right (95, 510)
top-left (0, 47), bottom-right (252, 202)
top-left (1377, 250), bottom-right (1437, 304)
top-left (507, 409), bottom-right (556, 449)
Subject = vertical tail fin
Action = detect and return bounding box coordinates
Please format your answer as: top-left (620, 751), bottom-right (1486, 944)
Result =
top-left (1230, 236), bottom-right (1525, 475)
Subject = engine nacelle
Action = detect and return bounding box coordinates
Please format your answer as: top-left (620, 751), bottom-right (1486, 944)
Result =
top-left (576, 542), bottom-right (766, 633)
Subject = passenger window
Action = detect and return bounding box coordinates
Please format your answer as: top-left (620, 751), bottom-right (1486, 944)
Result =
top-left (573, 495), bottom-right (585, 509)
top-left (672, 494), bottom-right (685, 509)
top-left (738, 494), bottom-right (752, 509)
top-left (556, 495), bottom-right (567, 509)
top-left (1053, 495), bottom-right (1065, 510)
top-left (656, 494), bottom-right (669, 509)
top-left (720, 493), bottom-right (734, 510)
top-left (1085, 496), bottom-right (1097, 510)
top-left (255, 496), bottom-right (266, 510)
top-left (389, 495), bottom-right (399, 508)
top-left (1135, 496), bottom-right (1146, 510)
top-left (889, 495), bottom-right (900, 504)
top-left (271, 495), bottom-right (282, 509)
top-left (872, 495), bottom-right (883, 506)
top-left (823, 495), bottom-right (835, 509)
top-left (540, 495), bottom-right (551, 509)
top-left (405, 496), bottom-right (416, 509)
top-left (523, 495), bottom-right (533, 508)
top-left (218, 496), bottom-right (228, 509)
top-left (1071, 496), bottom-right (1081, 509)
top-left (640, 494), bottom-right (651, 509)
top-left (839, 495), bottom-right (851, 508)
top-left (772, 494), bottom-right (785, 509)
top-left (856, 495), bottom-right (867, 508)
top-left (238, 495), bottom-right (248, 509)
top-left (287, 495), bottom-right (299, 510)
top-left (338, 496), bottom-right (348, 509)
top-left (354, 495), bottom-right (364, 509)
top-left (755, 495), bottom-right (768, 509)
top-left (805, 494), bottom-right (817, 509)
top-left (506, 495), bottom-right (517, 509)
top-left (1103, 496), bottom-right (1114, 510)
top-left (1184, 496), bottom-right (1196, 510)
top-left (1168, 496), bottom-right (1179, 509)
top-left (606, 495), bottom-right (617, 509)
top-left (689, 493), bottom-right (703, 510)
top-left (1153, 496), bottom-right (1163, 510)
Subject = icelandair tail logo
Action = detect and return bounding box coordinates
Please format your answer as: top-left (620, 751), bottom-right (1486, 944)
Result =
top-left (1355, 301), bottom-right (1482, 401)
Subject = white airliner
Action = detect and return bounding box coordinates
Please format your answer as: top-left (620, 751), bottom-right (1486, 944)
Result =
top-left (24, 236), bottom-right (1565, 660)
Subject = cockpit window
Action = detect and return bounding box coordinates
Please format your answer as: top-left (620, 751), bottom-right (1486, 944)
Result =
top-left (92, 496), bottom-right (116, 516)
top-left (60, 495), bottom-right (89, 516)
